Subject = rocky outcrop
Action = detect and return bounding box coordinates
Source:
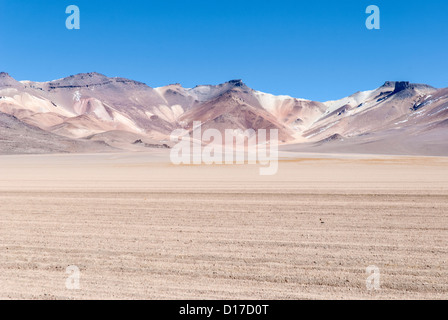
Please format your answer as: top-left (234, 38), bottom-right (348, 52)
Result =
top-left (227, 79), bottom-right (245, 87)
top-left (393, 81), bottom-right (411, 93)
top-left (318, 133), bottom-right (344, 143)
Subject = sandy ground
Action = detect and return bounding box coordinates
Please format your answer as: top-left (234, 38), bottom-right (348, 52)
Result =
top-left (0, 151), bottom-right (447, 299)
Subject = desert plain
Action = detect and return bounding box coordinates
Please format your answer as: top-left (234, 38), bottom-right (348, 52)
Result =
top-left (0, 151), bottom-right (447, 299)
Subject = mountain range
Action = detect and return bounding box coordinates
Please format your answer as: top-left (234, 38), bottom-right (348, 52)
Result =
top-left (0, 72), bottom-right (447, 155)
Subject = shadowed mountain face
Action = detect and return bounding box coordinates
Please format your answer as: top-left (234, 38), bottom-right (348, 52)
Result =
top-left (0, 111), bottom-right (113, 154)
top-left (0, 72), bottom-right (447, 155)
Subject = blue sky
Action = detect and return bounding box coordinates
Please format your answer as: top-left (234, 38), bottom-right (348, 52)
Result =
top-left (0, 0), bottom-right (447, 101)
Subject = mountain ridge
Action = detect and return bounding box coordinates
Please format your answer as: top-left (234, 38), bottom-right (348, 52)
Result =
top-left (0, 72), bottom-right (447, 155)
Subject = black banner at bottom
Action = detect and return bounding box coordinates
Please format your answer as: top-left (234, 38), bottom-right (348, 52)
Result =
top-left (0, 300), bottom-right (440, 319)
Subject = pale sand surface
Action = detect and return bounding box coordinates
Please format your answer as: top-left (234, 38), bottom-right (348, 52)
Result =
top-left (0, 151), bottom-right (447, 299)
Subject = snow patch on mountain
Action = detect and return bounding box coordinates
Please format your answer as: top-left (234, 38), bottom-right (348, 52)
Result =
top-left (254, 91), bottom-right (307, 112)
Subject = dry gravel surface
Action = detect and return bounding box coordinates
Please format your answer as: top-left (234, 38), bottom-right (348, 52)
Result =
top-left (0, 152), bottom-right (447, 299)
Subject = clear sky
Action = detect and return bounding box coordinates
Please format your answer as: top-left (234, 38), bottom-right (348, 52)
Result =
top-left (0, 0), bottom-right (447, 101)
